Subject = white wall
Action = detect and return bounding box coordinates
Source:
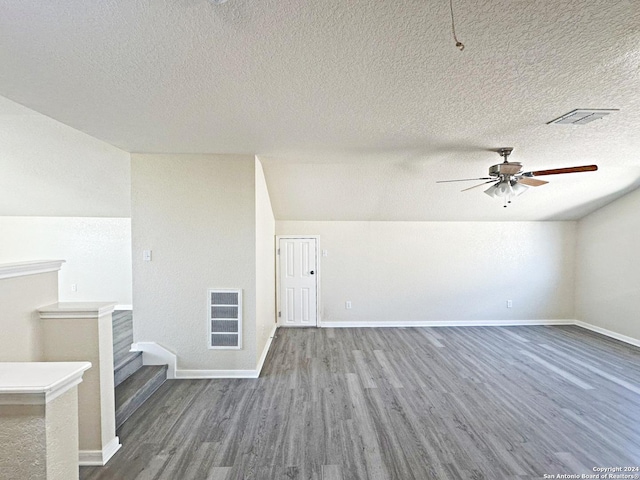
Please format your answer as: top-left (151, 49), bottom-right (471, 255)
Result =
top-left (277, 221), bottom-right (576, 324)
top-left (0, 96), bottom-right (130, 217)
top-left (131, 154), bottom-right (258, 371)
top-left (0, 96), bottom-right (132, 305)
top-left (576, 187), bottom-right (640, 341)
top-left (0, 217), bottom-right (132, 306)
top-left (255, 158), bottom-right (276, 361)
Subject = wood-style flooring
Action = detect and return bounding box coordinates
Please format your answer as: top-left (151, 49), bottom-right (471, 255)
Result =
top-left (80, 326), bottom-right (640, 479)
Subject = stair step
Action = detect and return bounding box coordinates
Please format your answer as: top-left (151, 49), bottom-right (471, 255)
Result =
top-left (115, 365), bottom-right (167, 429)
top-left (112, 310), bottom-right (133, 324)
top-left (113, 312), bottom-right (133, 331)
top-left (112, 310), bottom-right (134, 367)
top-left (114, 351), bottom-right (143, 387)
top-left (113, 336), bottom-right (134, 364)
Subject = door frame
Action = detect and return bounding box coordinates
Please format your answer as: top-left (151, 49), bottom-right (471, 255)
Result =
top-left (275, 235), bottom-right (321, 327)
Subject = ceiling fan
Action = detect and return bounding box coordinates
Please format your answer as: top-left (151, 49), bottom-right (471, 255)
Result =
top-left (436, 148), bottom-right (598, 207)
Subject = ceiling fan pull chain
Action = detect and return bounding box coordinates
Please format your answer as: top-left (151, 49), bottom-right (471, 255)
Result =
top-left (449, 0), bottom-right (465, 51)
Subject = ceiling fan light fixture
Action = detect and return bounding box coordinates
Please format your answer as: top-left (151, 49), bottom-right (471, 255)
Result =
top-left (484, 183), bottom-right (499, 198)
top-left (511, 181), bottom-right (528, 196)
top-left (484, 179), bottom-right (527, 206)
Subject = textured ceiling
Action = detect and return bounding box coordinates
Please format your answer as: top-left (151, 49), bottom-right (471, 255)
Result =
top-left (1, 0), bottom-right (639, 220)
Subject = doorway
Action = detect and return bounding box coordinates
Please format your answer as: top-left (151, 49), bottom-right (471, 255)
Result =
top-left (276, 236), bottom-right (319, 327)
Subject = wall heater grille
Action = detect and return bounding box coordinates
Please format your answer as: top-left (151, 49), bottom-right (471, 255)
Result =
top-left (208, 289), bottom-right (242, 349)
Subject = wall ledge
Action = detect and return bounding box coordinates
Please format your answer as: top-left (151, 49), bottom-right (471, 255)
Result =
top-left (39, 302), bottom-right (117, 319)
top-left (0, 361), bottom-right (91, 405)
top-left (0, 260), bottom-right (65, 280)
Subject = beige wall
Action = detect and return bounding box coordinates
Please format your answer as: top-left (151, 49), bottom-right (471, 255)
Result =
top-left (0, 217), bottom-right (132, 306)
top-left (132, 154), bottom-right (258, 370)
top-left (45, 388), bottom-right (80, 480)
top-left (42, 314), bottom-right (116, 454)
top-left (0, 403), bottom-right (46, 479)
top-left (255, 158), bottom-right (276, 360)
top-left (0, 388), bottom-right (80, 480)
top-left (277, 221), bottom-right (577, 324)
top-left (576, 187), bottom-right (640, 341)
top-left (0, 271), bottom-right (58, 361)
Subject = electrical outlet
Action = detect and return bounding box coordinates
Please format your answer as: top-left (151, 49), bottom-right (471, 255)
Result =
top-left (507, 300), bottom-right (513, 308)
top-left (345, 301), bottom-right (352, 309)
top-left (71, 284), bottom-right (77, 292)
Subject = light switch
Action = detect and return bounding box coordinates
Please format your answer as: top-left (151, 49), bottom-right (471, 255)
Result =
top-left (143, 250), bottom-right (152, 262)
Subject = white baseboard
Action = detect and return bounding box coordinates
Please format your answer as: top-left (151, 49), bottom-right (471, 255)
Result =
top-left (132, 324), bottom-right (278, 380)
top-left (321, 319), bottom-right (576, 328)
top-left (256, 324), bottom-right (277, 376)
top-left (131, 342), bottom-right (177, 379)
top-left (131, 321), bottom-right (638, 380)
top-left (574, 320), bottom-right (640, 348)
top-left (176, 369), bottom-right (260, 379)
top-left (114, 304), bottom-right (132, 311)
top-left (79, 436), bottom-right (121, 466)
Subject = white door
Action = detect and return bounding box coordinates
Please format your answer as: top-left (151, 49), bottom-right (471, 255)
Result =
top-left (278, 238), bottom-right (317, 327)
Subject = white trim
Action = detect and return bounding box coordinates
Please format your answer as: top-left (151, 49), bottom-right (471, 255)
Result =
top-left (0, 362), bottom-right (91, 405)
top-left (38, 302), bottom-right (117, 319)
top-left (129, 322), bottom-right (640, 380)
top-left (574, 320), bottom-right (640, 348)
top-left (114, 304), bottom-right (133, 311)
top-left (321, 319), bottom-right (576, 328)
top-left (275, 235), bottom-right (321, 328)
top-left (256, 324), bottom-right (277, 376)
top-left (79, 437), bottom-right (121, 466)
top-left (176, 369), bottom-right (260, 379)
top-left (0, 260), bottom-right (65, 280)
top-left (132, 326), bottom-right (278, 380)
top-left (131, 342), bottom-right (177, 380)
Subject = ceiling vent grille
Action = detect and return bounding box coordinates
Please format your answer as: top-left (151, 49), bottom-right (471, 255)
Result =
top-left (548, 109), bottom-right (618, 125)
top-left (208, 289), bottom-right (242, 349)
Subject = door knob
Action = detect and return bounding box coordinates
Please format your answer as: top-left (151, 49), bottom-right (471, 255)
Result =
top-left (310, 270), bottom-right (315, 275)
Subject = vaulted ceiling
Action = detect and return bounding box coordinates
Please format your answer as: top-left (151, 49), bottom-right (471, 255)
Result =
top-left (1, 0), bottom-right (639, 220)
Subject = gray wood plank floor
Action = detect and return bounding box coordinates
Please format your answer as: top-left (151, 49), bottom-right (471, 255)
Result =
top-left (80, 326), bottom-right (640, 480)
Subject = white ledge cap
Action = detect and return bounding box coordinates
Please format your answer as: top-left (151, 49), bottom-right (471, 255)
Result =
top-left (39, 302), bottom-right (118, 319)
top-left (0, 260), bottom-right (65, 280)
top-left (0, 362), bottom-right (91, 405)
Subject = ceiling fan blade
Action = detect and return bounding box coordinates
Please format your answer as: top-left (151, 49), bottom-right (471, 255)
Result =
top-left (461, 180), bottom-right (498, 192)
top-left (517, 177), bottom-right (548, 187)
top-left (499, 164), bottom-right (522, 175)
top-left (526, 165), bottom-right (598, 177)
top-left (436, 177), bottom-right (494, 183)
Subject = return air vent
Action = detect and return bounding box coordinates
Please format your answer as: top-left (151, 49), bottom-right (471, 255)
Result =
top-left (208, 289), bottom-right (242, 349)
top-left (547, 109), bottom-right (618, 125)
